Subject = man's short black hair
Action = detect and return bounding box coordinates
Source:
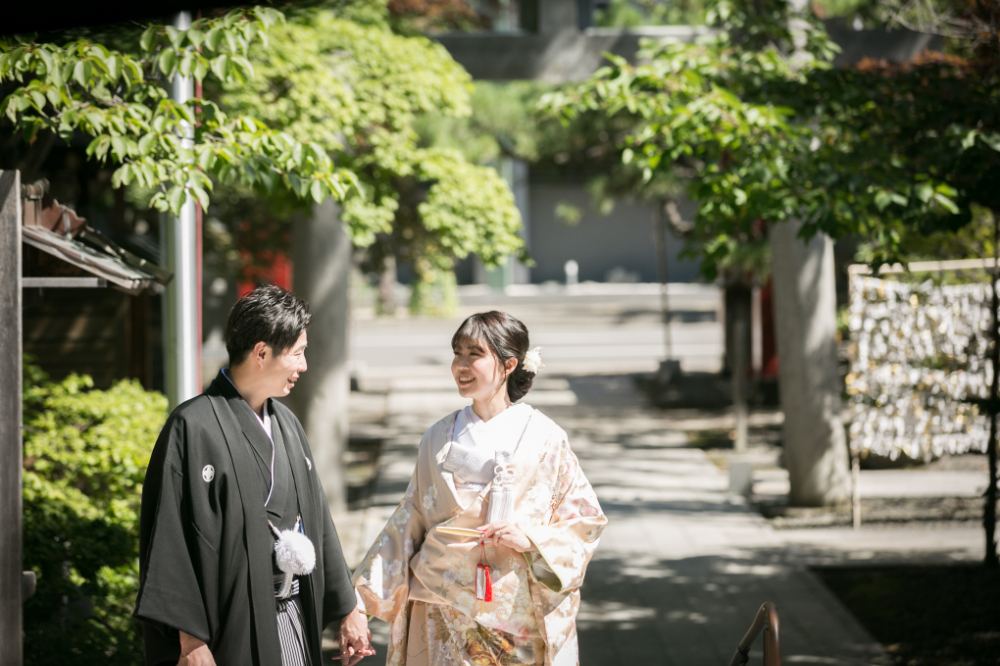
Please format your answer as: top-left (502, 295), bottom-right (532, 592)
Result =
top-left (225, 285), bottom-right (312, 366)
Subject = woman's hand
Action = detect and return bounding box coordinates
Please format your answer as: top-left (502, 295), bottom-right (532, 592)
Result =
top-left (178, 631), bottom-right (216, 666)
top-left (337, 608), bottom-right (376, 666)
top-left (480, 521), bottom-right (536, 553)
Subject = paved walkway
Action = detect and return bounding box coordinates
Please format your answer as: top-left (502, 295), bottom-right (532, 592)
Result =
top-left (337, 373), bottom-right (939, 666)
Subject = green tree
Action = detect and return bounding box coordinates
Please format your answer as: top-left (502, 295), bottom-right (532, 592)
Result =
top-left (211, 6), bottom-right (524, 313)
top-left (1, 7), bottom-right (358, 215)
top-left (21, 361), bottom-right (167, 666)
top-left (548, 0), bottom-right (1000, 552)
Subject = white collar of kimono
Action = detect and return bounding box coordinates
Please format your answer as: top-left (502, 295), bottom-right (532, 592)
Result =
top-left (222, 367), bottom-right (276, 507)
top-left (454, 402), bottom-right (532, 447)
top-left (448, 403), bottom-right (532, 483)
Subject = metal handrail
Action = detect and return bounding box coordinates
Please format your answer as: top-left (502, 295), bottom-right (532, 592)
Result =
top-left (728, 602), bottom-right (781, 666)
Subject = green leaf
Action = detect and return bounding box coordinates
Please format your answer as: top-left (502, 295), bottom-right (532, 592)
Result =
top-left (158, 48), bottom-right (177, 76)
top-left (193, 59), bottom-right (209, 82)
top-left (72, 60), bottom-right (87, 87)
top-left (45, 87), bottom-right (62, 108)
top-left (192, 185), bottom-right (210, 210)
top-left (106, 55), bottom-right (120, 81)
top-left (29, 89), bottom-right (46, 110)
top-left (165, 26), bottom-right (183, 49)
top-left (167, 186), bottom-right (186, 213)
top-left (206, 28), bottom-right (224, 51)
top-left (980, 133), bottom-right (1000, 153)
top-left (932, 191), bottom-right (959, 214)
top-left (210, 55), bottom-right (228, 80)
top-left (111, 164), bottom-right (130, 188)
top-left (137, 133), bottom-right (155, 155)
top-left (187, 29), bottom-right (204, 49)
top-left (197, 148), bottom-right (216, 171)
top-left (178, 51), bottom-right (194, 78)
top-left (110, 136), bottom-right (127, 160)
top-left (874, 190), bottom-right (893, 211)
top-left (140, 27), bottom-right (158, 53)
top-left (310, 179), bottom-right (325, 203)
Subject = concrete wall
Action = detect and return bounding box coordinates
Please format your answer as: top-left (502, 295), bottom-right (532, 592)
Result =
top-left (526, 183), bottom-right (700, 284)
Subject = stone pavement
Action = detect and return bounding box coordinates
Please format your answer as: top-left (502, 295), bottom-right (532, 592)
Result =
top-left (338, 373), bottom-right (903, 666)
top-left (349, 283), bottom-right (724, 386)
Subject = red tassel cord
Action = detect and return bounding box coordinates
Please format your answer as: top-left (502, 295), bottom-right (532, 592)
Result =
top-left (476, 541), bottom-right (493, 601)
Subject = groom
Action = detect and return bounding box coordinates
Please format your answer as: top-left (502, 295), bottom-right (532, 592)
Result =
top-left (135, 285), bottom-right (373, 666)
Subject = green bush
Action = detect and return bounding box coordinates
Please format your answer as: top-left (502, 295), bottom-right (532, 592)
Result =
top-left (22, 360), bottom-right (167, 666)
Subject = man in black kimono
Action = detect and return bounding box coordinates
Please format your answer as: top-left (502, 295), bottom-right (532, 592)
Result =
top-left (135, 285), bottom-right (372, 666)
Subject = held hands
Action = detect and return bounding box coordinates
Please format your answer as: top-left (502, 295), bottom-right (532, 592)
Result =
top-left (480, 521), bottom-right (536, 553)
top-left (178, 631), bottom-right (217, 666)
top-left (336, 608), bottom-right (376, 666)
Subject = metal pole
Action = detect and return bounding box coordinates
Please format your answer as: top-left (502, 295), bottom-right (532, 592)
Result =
top-left (0, 170), bottom-right (24, 666)
top-left (654, 203), bottom-right (673, 360)
top-left (162, 11), bottom-right (201, 409)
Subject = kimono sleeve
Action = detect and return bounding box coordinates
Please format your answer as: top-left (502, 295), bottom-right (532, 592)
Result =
top-left (134, 417), bottom-right (213, 643)
top-left (524, 440), bottom-right (607, 594)
top-left (351, 473), bottom-right (426, 623)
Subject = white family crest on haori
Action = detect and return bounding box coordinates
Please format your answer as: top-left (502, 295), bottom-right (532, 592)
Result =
top-left (522, 347), bottom-right (544, 374)
top-left (271, 516), bottom-right (316, 598)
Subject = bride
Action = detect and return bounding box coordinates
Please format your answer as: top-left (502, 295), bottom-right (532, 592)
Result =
top-left (352, 311), bottom-right (606, 666)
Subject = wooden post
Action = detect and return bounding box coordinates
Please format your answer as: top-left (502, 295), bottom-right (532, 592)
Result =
top-left (985, 211), bottom-right (999, 568)
top-left (0, 170), bottom-right (24, 666)
top-left (654, 203), bottom-right (672, 358)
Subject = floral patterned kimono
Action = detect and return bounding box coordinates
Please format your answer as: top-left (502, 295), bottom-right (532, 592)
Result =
top-left (352, 408), bottom-right (606, 666)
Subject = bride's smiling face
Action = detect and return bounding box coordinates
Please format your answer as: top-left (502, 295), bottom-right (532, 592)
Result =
top-left (452, 337), bottom-right (507, 401)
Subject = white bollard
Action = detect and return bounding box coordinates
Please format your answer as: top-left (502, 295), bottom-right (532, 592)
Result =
top-left (729, 456), bottom-right (753, 497)
top-left (564, 259), bottom-right (579, 287)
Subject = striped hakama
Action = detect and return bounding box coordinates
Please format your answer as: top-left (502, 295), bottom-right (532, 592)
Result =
top-left (275, 574), bottom-right (311, 666)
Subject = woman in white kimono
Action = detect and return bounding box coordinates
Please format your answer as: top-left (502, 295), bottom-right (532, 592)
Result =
top-left (352, 311), bottom-right (606, 666)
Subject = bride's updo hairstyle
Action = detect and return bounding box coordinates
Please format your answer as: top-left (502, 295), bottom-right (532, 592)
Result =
top-left (451, 311), bottom-right (535, 402)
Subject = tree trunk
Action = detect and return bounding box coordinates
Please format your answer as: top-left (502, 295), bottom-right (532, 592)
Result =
top-left (770, 220), bottom-right (851, 506)
top-left (288, 199), bottom-right (351, 516)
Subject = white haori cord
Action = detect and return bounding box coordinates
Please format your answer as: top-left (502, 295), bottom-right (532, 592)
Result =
top-left (271, 515), bottom-right (316, 598)
top-left (486, 452), bottom-right (516, 524)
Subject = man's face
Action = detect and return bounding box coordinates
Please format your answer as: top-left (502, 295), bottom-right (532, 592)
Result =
top-left (262, 330), bottom-right (308, 398)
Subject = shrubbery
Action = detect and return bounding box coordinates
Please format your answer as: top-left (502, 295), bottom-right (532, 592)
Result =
top-left (22, 360), bottom-right (167, 666)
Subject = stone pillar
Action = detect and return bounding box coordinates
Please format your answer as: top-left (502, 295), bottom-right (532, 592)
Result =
top-left (288, 199), bottom-right (351, 515)
top-left (770, 220), bottom-right (850, 506)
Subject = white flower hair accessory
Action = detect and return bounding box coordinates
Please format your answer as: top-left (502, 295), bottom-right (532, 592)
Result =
top-left (522, 347), bottom-right (544, 374)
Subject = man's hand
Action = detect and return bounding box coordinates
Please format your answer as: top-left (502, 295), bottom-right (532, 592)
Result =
top-left (178, 631), bottom-right (217, 666)
top-left (336, 608), bottom-right (375, 666)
